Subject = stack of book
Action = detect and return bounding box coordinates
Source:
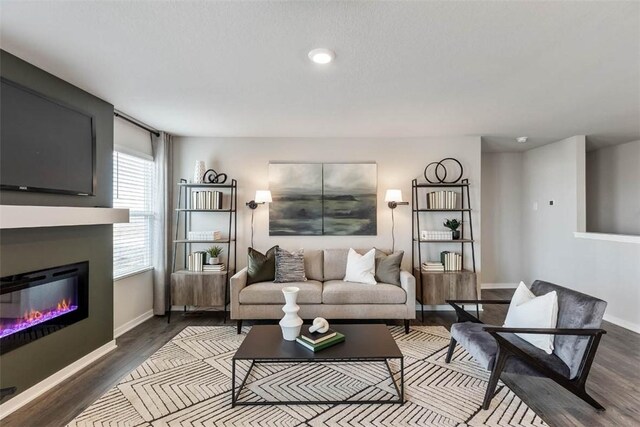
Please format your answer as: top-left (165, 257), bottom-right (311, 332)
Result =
top-left (203, 263), bottom-right (226, 272)
top-left (190, 190), bottom-right (223, 210)
top-left (188, 230), bottom-right (222, 241)
top-left (187, 251), bottom-right (207, 271)
top-left (440, 251), bottom-right (463, 271)
top-left (295, 326), bottom-right (345, 352)
top-left (422, 261), bottom-right (445, 272)
top-left (427, 191), bottom-right (458, 209)
top-left (420, 230), bottom-right (453, 241)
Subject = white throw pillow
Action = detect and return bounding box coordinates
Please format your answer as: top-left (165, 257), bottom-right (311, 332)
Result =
top-left (503, 282), bottom-right (558, 354)
top-left (343, 248), bottom-right (377, 285)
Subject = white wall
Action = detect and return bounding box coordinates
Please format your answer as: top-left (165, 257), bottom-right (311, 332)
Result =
top-left (586, 140), bottom-right (640, 235)
top-left (113, 117), bottom-right (155, 336)
top-left (172, 137), bottom-right (482, 279)
top-left (522, 136), bottom-right (640, 331)
top-left (113, 270), bottom-right (154, 337)
top-left (481, 152), bottom-right (523, 286)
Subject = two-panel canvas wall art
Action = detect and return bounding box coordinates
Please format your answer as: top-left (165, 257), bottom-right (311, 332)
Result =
top-left (268, 163), bottom-right (377, 236)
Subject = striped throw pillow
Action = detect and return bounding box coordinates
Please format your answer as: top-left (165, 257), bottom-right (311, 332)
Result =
top-left (274, 248), bottom-right (307, 283)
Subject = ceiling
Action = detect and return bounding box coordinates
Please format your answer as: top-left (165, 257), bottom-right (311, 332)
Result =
top-left (1, 1), bottom-right (638, 152)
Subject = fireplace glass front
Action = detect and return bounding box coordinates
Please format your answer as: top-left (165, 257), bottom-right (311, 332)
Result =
top-left (0, 261), bottom-right (88, 354)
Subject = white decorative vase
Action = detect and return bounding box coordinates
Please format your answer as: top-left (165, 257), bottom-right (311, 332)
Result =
top-left (279, 287), bottom-right (303, 341)
top-left (194, 160), bottom-right (206, 183)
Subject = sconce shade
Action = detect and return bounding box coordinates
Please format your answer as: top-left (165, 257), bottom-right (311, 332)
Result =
top-left (254, 190), bottom-right (272, 204)
top-left (385, 189), bottom-right (403, 203)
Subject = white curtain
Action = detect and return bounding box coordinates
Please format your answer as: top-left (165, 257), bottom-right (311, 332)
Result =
top-left (151, 132), bottom-right (173, 315)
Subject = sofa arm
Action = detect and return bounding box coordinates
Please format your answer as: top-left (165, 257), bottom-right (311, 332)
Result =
top-left (230, 267), bottom-right (248, 319)
top-left (400, 269), bottom-right (416, 318)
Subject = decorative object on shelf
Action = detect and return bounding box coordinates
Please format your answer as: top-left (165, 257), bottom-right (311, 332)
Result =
top-left (246, 190), bottom-right (272, 247)
top-left (206, 245), bottom-right (223, 265)
top-left (385, 189), bottom-right (409, 252)
top-left (423, 158), bottom-right (464, 184)
top-left (203, 168), bottom-right (228, 184)
top-left (420, 230), bottom-right (452, 240)
top-left (268, 162), bottom-right (377, 236)
top-left (193, 161), bottom-right (206, 183)
top-left (427, 190), bottom-right (458, 209)
top-left (444, 218), bottom-right (462, 240)
top-left (191, 190), bottom-right (223, 209)
top-left (188, 230), bottom-right (222, 241)
top-left (279, 286), bottom-right (303, 341)
top-left (308, 317), bottom-right (330, 334)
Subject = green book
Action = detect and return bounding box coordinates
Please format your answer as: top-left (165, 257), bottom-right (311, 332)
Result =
top-left (296, 332), bottom-right (345, 352)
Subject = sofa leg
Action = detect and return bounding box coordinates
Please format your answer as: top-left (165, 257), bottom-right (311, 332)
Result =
top-left (445, 338), bottom-right (457, 363)
top-left (482, 348), bottom-right (509, 410)
top-left (236, 320), bottom-right (242, 334)
top-left (404, 319), bottom-right (410, 334)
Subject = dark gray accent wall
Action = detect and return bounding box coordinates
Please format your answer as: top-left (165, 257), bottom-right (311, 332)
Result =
top-left (0, 50), bottom-right (115, 402)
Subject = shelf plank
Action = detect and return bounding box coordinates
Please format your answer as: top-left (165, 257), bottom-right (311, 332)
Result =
top-left (175, 209), bottom-right (233, 212)
top-left (173, 239), bottom-right (234, 244)
top-left (414, 239), bottom-right (474, 243)
top-left (177, 183), bottom-right (235, 188)
top-left (414, 209), bottom-right (471, 212)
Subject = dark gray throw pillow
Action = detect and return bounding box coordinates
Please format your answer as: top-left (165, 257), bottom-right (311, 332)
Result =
top-left (274, 248), bottom-right (307, 283)
top-left (375, 250), bottom-right (404, 285)
top-left (247, 246), bottom-right (278, 285)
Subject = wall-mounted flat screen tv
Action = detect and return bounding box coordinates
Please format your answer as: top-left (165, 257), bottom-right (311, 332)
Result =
top-left (0, 78), bottom-right (96, 196)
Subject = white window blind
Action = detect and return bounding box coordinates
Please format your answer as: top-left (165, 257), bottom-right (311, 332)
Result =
top-left (113, 151), bottom-right (154, 279)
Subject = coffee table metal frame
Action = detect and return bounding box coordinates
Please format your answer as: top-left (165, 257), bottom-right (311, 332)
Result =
top-left (231, 325), bottom-right (405, 407)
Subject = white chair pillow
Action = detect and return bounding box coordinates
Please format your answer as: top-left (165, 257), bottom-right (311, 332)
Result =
top-left (343, 248), bottom-right (377, 285)
top-left (503, 282), bottom-right (558, 354)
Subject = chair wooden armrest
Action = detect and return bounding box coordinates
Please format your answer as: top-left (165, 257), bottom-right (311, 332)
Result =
top-left (483, 326), bottom-right (606, 336)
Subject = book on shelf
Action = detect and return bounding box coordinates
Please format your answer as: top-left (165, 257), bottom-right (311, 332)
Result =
top-left (440, 251), bottom-right (462, 271)
top-left (426, 190), bottom-right (458, 209)
top-left (422, 261), bottom-right (444, 272)
top-left (296, 332), bottom-right (345, 352)
top-left (203, 264), bottom-right (225, 272)
top-left (298, 326), bottom-right (337, 345)
top-left (187, 251), bottom-right (207, 272)
top-left (188, 230), bottom-right (222, 241)
top-left (190, 190), bottom-right (223, 210)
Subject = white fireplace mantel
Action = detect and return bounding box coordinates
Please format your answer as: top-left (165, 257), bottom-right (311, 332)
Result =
top-left (0, 205), bottom-right (129, 229)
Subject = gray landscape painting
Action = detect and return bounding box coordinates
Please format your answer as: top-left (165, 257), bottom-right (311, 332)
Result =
top-left (269, 163), bottom-right (323, 235)
top-left (323, 163), bottom-right (377, 235)
top-left (269, 162), bottom-right (377, 236)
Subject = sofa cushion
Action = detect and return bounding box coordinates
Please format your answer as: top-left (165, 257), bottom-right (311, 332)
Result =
top-left (274, 248), bottom-right (306, 283)
top-left (323, 248), bottom-right (382, 281)
top-left (304, 249), bottom-right (324, 282)
top-left (375, 250), bottom-right (404, 286)
top-left (450, 321), bottom-right (570, 379)
top-left (247, 246), bottom-right (278, 285)
top-left (239, 280), bottom-right (322, 304)
top-left (322, 280), bottom-right (407, 304)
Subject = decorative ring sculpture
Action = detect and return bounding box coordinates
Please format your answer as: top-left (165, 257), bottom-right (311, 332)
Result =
top-left (203, 169), bottom-right (228, 184)
top-left (308, 317), bottom-right (330, 334)
top-left (423, 157), bottom-right (464, 184)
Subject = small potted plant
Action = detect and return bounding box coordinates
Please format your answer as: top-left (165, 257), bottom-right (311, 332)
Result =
top-left (206, 246), bottom-right (223, 265)
top-left (443, 219), bottom-right (462, 240)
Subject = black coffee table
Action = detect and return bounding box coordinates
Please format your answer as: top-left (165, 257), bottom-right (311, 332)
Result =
top-left (231, 324), bottom-right (404, 407)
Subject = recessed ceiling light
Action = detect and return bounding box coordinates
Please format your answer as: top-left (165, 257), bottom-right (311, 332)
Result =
top-left (308, 48), bottom-right (335, 65)
top-left (517, 136), bottom-right (528, 144)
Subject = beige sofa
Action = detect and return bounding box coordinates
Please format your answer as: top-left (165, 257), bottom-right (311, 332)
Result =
top-left (230, 248), bottom-right (416, 333)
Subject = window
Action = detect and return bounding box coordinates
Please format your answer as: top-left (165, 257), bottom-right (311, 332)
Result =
top-left (113, 151), bottom-right (154, 279)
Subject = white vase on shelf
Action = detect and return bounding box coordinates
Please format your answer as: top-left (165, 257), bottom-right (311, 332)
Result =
top-left (279, 287), bottom-right (303, 341)
top-left (193, 160), bottom-right (206, 183)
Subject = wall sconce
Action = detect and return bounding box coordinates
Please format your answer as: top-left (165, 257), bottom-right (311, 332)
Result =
top-left (385, 189), bottom-right (409, 252)
top-left (246, 190), bottom-right (272, 247)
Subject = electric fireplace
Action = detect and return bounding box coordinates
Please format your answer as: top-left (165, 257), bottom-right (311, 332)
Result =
top-left (0, 261), bottom-right (88, 354)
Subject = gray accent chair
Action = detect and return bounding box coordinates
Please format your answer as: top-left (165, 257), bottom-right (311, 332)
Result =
top-left (445, 280), bottom-right (607, 411)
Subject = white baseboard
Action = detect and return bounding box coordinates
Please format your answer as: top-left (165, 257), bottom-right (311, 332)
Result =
top-left (114, 309), bottom-right (154, 338)
top-left (603, 313), bottom-right (640, 334)
top-left (481, 283), bottom-right (518, 289)
top-left (0, 339), bottom-right (117, 419)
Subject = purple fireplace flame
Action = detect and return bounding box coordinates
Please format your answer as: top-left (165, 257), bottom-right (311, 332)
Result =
top-left (0, 299), bottom-right (78, 339)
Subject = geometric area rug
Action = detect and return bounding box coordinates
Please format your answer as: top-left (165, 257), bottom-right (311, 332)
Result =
top-left (68, 326), bottom-right (548, 426)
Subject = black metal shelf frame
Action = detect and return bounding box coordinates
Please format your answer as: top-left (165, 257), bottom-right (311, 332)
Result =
top-left (169, 178), bottom-right (238, 323)
top-left (411, 178), bottom-right (477, 321)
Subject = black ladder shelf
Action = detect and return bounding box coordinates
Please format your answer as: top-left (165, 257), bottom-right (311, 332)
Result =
top-left (169, 178), bottom-right (237, 323)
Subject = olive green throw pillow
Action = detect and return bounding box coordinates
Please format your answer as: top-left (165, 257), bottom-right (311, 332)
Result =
top-left (374, 250), bottom-right (404, 285)
top-left (247, 246), bottom-right (279, 285)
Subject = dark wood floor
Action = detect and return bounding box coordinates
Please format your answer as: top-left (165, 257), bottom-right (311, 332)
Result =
top-left (3, 289), bottom-right (640, 427)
